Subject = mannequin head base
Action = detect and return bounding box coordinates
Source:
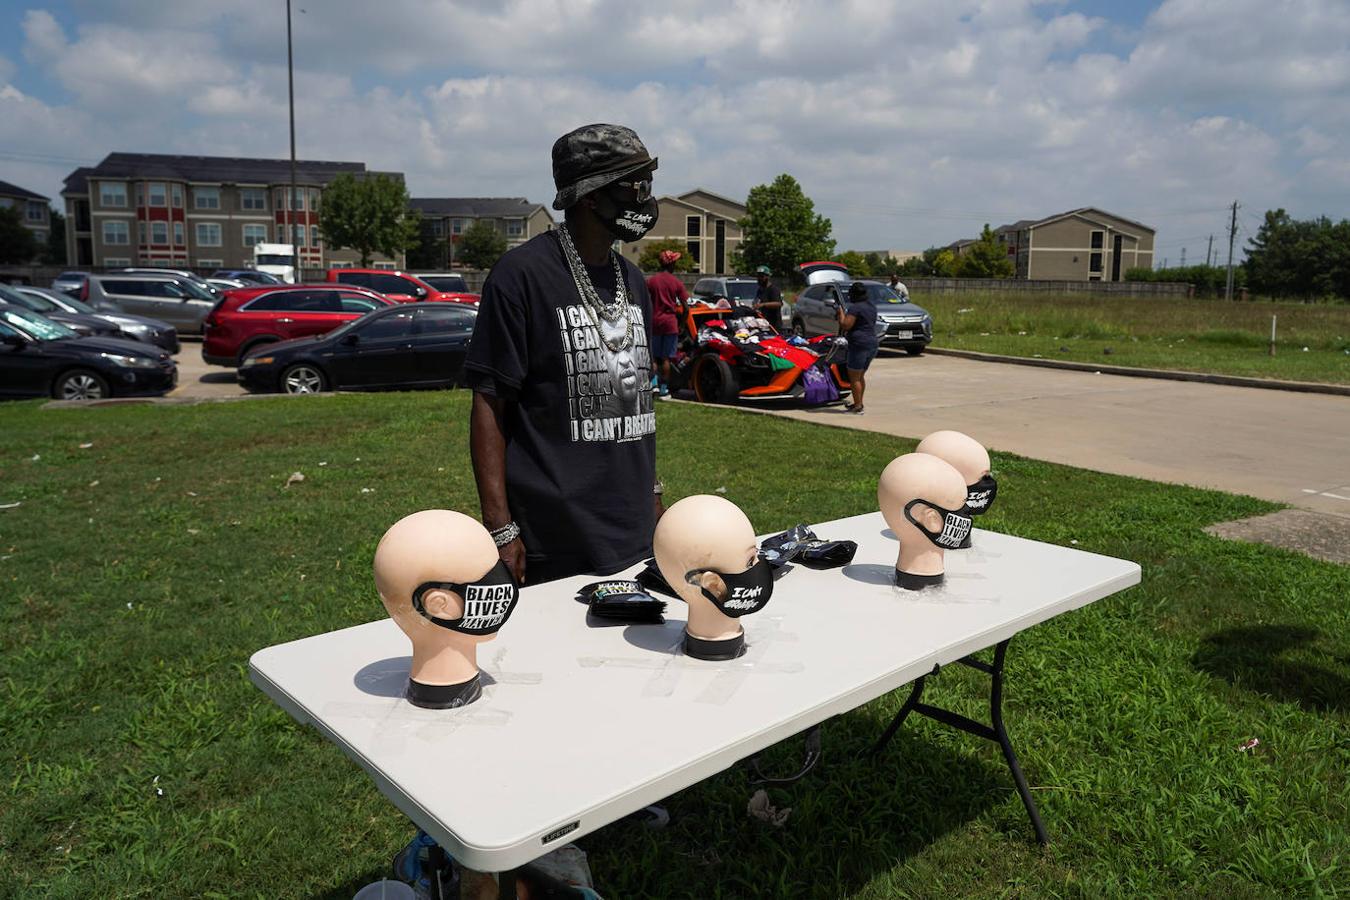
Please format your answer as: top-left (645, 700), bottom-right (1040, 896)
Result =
top-left (406, 672), bottom-right (483, 709)
top-left (684, 629), bottom-right (746, 661)
top-left (894, 568), bottom-right (945, 591)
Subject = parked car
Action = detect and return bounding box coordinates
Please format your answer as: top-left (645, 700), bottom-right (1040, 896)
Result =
top-left (1, 283), bottom-right (122, 339)
top-left (0, 306), bottom-right (176, 400)
top-left (206, 278), bottom-right (247, 292)
top-left (202, 284), bottom-right (394, 366)
top-left (690, 276), bottom-right (760, 306)
top-left (410, 272), bottom-right (482, 304)
top-left (52, 271), bottom-right (89, 296)
top-left (82, 274), bottom-right (217, 334)
top-left (212, 269), bottom-right (283, 285)
top-left (237, 303), bottom-right (476, 394)
top-left (9, 285), bottom-right (179, 353)
top-left (327, 269), bottom-right (477, 304)
top-left (117, 267), bottom-right (223, 300)
top-left (790, 280), bottom-right (933, 355)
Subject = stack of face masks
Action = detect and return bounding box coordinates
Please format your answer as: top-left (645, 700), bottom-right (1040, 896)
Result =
top-left (575, 579), bottom-right (666, 623)
top-left (759, 524), bottom-right (858, 569)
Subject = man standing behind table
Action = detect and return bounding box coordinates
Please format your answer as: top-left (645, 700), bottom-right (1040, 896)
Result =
top-left (836, 281), bottom-right (879, 416)
top-left (465, 124), bottom-right (665, 585)
top-left (752, 265), bottom-right (783, 327)
top-left (645, 250), bottom-right (687, 399)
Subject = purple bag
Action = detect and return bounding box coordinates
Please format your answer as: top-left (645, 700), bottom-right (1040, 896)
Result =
top-left (802, 364), bottom-right (839, 406)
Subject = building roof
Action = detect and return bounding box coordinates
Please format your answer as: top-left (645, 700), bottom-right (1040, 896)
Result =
top-left (0, 180), bottom-right (49, 202)
top-left (62, 167), bottom-right (93, 195)
top-left (64, 152), bottom-right (385, 192)
top-left (410, 197), bottom-right (547, 218)
top-left (676, 188), bottom-right (746, 212)
top-left (1023, 207), bottom-right (1154, 235)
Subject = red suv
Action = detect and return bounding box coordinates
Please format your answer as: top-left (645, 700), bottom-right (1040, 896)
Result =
top-left (326, 268), bottom-right (479, 304)
top-left (202, 284), bottom-right (392, 366)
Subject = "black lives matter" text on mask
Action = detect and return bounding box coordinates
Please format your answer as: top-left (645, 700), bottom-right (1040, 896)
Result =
top-left (903, 498), bottom-right (973, 550)
top-left (411, 559), bottom-right (519, 636)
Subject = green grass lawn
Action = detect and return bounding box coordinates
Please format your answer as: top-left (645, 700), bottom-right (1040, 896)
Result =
top-left (910, 292), bottom-right (1350, 384)
top-left (1, 392), bottom-right (1346, 898)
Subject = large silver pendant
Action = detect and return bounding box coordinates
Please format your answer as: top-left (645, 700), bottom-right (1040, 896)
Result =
top-left (558, 225), bottom-right (634, 352)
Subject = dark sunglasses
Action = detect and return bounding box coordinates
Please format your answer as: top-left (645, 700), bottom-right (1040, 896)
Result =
top-left (613, 178), bottom-right (653, 202)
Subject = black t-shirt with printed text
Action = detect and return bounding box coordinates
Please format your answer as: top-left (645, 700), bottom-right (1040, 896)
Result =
top-left (464, 231), bottom-right (656, 581)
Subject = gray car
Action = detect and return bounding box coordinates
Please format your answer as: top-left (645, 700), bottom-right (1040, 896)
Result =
top-left (85, 274), bottom-right (216, 334)
top-left (12, 285), bottom-right (179, 352)
top-left (52, 271), bottom-right (89, 296)
top-left (790, 280), bottom-right (933, 355)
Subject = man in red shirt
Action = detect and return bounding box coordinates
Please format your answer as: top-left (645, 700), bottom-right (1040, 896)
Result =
top-left (645, 249), bottom-right (687, 399)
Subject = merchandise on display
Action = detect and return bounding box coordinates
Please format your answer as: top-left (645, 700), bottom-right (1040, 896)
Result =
top-left (916, 430), bottom-right (997, 547)
top-left (576, 579), bottom-right (667, 623)
top-left (877, 453), bottom-right (971, 589)
top-left (373, 510), bottom-right (519, 709)
top-left (760, 524), bottom-right (858, 569)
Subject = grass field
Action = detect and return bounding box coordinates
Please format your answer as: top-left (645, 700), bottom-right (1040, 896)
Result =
top-left (908, 292), bottom-right (1350, 384)
top-left (1, 392), bottom-right (1347, 898)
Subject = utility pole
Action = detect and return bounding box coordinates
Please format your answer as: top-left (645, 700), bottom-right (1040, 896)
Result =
top-left (1206, 234), bottom-right (1214, 268)
top-left (287, 0), bottom-right (298, 277)
top-left (1180, 247), bottom-right (1186, 267)
top-left (1225, 201), bottom-right (1238, 301)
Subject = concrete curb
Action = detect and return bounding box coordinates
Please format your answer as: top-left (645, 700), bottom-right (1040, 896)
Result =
top-left (923, 347), bottom-right (1350, 397)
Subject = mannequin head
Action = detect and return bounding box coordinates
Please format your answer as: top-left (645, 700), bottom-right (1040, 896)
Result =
top-left (877, 453), bottom-right (970, 585)
top-left (654, 495), bottom-right (763, 649)
top-left (917, 430), bottom-right (996, 520)
top-left (374, 510), bottom-right (506, 697)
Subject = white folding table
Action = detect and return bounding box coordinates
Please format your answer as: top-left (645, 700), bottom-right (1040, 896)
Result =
top-left (250, 512), bottom-right (1140, 897)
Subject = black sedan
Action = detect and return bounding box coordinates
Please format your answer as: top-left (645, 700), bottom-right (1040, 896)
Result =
top-left (5, 284), bottom-right (180, 352)
top-left (0, 307), bottom-right (177, 400)
top-left (237, 303), bottom-right (476, 394)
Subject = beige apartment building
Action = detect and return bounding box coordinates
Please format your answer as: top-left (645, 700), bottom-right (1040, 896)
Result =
top-left (62, 153), bottom-right (405, 272)
top-left (983, 208), bottom-right (1156, 281)
top-left (0, 180), bottom-right (52, 258)
top-left (617, 189), bottom-right (746, 274)
top-left (408, 198), bottom-right (554, 268)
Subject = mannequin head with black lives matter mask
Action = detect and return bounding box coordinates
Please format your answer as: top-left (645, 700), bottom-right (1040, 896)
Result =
top-left (374, 510), bottom-right (516, 708)
top-left (878, 453), bottom-right (971, 589)
top-left (654, 495), bottom-right (772, 660)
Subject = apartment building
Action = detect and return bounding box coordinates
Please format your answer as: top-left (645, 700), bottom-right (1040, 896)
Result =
top-left (408, 198), bottom-right (554, 268)
top-left (617, 189), bottom-right (746, 274)
top-left (61, 153), bottom-right (406, 271)
top-left (957, 208), bottom-right (1156, 281)
top-left (0, 180), bottom-right (52, 257)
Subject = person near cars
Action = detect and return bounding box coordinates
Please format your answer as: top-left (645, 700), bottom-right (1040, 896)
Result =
top-left (752, 265), bottom-right (782, 325)
top-left (836, 281), bottom-right (879, 415)
top-left (645, 249), bottom-right (687, 399)
top-left (466, 123), bottom-right (664, 588)
top-left (888, 273), bottom-right (910, 300)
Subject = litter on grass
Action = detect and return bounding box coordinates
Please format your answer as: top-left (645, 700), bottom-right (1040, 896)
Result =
top-left (284, 472), bottom-right (305, 488)
top-left (0, 502), bottom-right (20, 510)
top-left (79, 442), bottom-right (93, 449)
top-left (1237, 737), bottom-right (1260, 753)
top-left (747, 790), bottom-right (791, 826)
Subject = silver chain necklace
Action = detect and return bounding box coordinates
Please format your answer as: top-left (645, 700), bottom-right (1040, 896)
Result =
top-left (557, 224), bottom-right (634, 352)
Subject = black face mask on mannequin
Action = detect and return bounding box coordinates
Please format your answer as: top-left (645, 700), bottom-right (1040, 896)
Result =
top-left (903, 498), bottom-right (973, 551)
top-left (687, 558), bottom-right (775, 618)
top-left (963, 474), bottom-right (997, 516)
top-left (411, 560), bottom-right (519, 636)
top-left (590, 183), bottom-right (658, 242)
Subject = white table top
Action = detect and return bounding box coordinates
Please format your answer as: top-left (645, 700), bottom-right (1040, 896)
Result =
top-left (249, 511), bottom-right (1139, 871)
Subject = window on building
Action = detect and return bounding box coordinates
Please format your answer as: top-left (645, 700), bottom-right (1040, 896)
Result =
top-left (293, 224), bottom-right (306, 247)
top-left (451, 218), bottom-right (464, 235)
top-left (506, 218), bottom-right (524, 237)
top-left (431, 220), bottom-right (445, 237)
top-left (102, 257), bottom-right (131, 267)
top-left (1089, 252), bottom-right (1103, 273)
top-left (194, 186), bottom-right (220, 210)
top-left (242, 224), bottom-right (268, 247)
top-left (196, 223), bottom-right (222, 247)
top-left (686, 240), bottom-right (701, 264)
top-left (241, 188), bottom-right (267, 211)
top-left (151, 221), bottom-right (168, 244)
top-left (197, 259), bottom-right (223, 269)
top-left (138, 221), bottom-right (147, 245)
top-left (309, 189), bottom-right (320, 211)
top-left (135, 183), bottom-right (144, 207)
top-left (171, 183), bottom-right (183, 208)
top-left (1090, 230), bottom-right (1104, 250)
top-left (148, 182), bottom-right (167, 207)
top-left (101, 182), bottom-right (127, 208)
top-left (174, 221), bottom-right (185, 246)
top-left (103, 220), bottom-right (130, 245)
top-left (26, 202), bottom-right (44, 222)
top-left (290, 189), bottom-right (305, 212)
top-left (310, 225), bottom-right (320, 248)
top-left (686, 216), bottom-right (701, 237)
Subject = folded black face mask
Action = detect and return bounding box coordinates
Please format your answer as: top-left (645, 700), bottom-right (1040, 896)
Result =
top-left (759, 524), bottom-right (856, 569)
top-left (963, 474), bottom-right (997, 516)
top-left (903, 499), bottom-right (972, 551)
top-left (688, 558), bottom-right (775, 617)
top-left (636, 559), bottom-right (681, 599)
top-left (411, 559), bottom-right (519, 636)
top-left (576, 579), bottom-right (666, 623)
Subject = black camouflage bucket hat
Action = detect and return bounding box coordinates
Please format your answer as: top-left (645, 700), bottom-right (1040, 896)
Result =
top-left (551, 124), bottom-right (658, 211)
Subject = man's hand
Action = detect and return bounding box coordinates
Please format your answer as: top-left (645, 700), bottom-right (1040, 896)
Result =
top-left (499, 536), bottom-right (527, 585)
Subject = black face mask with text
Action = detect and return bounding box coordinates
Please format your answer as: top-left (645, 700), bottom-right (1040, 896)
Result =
top-left (903, 498), bottom-right (973, 551)
top-left (591, 187), bottom-right (658, 242)
top-left (689, 558), bottom-right (775, 618)
top-left (411, 559), bottom-right (519, 636)
top-left (963, 474), bottom-right (997, 517)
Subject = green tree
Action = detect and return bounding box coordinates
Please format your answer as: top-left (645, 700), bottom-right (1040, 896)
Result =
top-left (0, 206), bottom-right (38, 264)
top-left (638, 238), bottom-right (698, 272)
top-left (406, 219), bottom-right (448, 270)
top-left (317, 173), bottom-right (420, 267)
top-left (43, 208), bottom-right (66, 265)
top-left (837, 250), bottom-right (872, 276)
top-left (738, 174), bottom-right (835, 280)
top-left (1245, 209), bottom-right (1350, 299)
top-left (953, 225), bottom-right (1014, 279)
top-left (458, 220), bottom-right (508, 270)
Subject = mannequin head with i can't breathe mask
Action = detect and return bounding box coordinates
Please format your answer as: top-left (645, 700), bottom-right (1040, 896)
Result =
top-left (916, 430), bottom-right (995, 547)
top-left (878, 453), bottom-right (972, 589)
top-left (654, 494), bottom-right (775, 660)
top-left (373, 510), bottom-right (519, 709)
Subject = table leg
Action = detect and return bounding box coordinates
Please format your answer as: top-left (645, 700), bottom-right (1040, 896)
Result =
top-left (868, 637), bottom-right (1050, 845)
top-left (497, 869), bottom-right (519, 900)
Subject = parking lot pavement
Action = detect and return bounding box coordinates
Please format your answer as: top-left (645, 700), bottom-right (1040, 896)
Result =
top-left (168, 339), bottom-right (249, 400)
top-left (772, 349), bottom-right (1350, 519)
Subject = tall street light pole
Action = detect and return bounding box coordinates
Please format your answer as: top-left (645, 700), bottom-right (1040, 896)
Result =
top-left (287, 0), bottom-right (299, 279)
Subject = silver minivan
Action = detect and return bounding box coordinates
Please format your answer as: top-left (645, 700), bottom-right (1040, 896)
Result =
top-left (85, 274), bottom-right (217, 334)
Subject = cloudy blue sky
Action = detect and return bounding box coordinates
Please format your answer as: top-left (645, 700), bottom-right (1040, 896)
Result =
top-left (1, 0), bottom-right (1346, 261)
